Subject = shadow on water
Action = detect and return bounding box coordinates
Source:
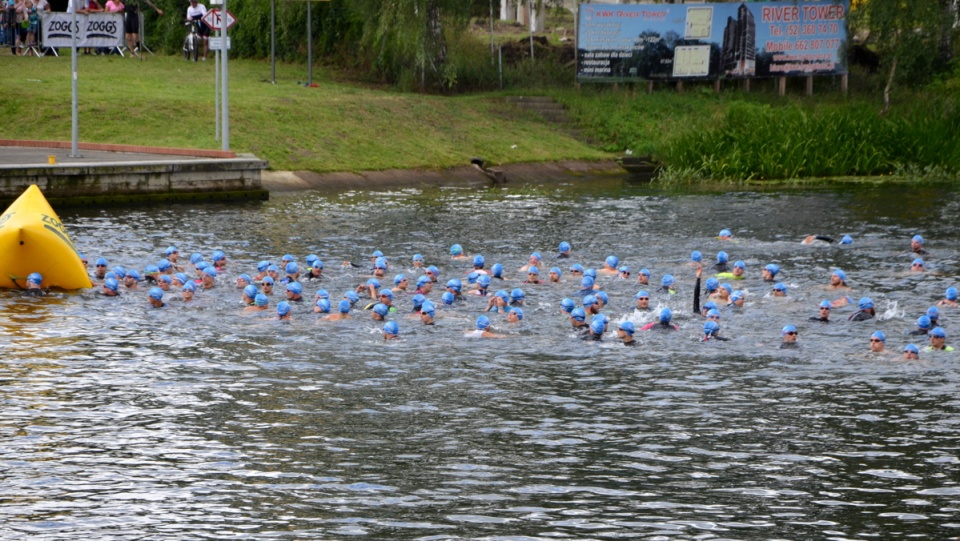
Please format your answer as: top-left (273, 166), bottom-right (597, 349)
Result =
top-left (1, 177), bottom-right (958, 539)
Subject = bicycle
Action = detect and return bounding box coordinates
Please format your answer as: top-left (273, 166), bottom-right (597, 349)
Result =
top-left (182, 19), bottom-right (200, 61)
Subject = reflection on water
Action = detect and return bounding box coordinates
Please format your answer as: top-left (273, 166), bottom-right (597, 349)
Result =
top-left (1, 181), bottom-right (959, 539)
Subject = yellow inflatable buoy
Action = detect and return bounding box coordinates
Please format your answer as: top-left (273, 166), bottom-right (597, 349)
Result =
top-left (0, 185), bottom-right (93, 290)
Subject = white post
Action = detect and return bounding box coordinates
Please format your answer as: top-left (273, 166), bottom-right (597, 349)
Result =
top-left (220, 0), bottom-right (229, 151)
top-left (70, 2), bottom-right (81, 157)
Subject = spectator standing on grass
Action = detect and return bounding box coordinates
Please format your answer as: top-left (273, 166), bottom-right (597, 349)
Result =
top-left (79, 0), bottom-right (102, 54)
top-left (123, 0), bottom-right (162, 57)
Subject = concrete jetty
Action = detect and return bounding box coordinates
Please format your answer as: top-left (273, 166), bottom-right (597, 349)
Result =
top-left (0, 140), bottom-right (268, 207)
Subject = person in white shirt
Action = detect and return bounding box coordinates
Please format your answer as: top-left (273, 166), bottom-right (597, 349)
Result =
top-left (185, 0), bottom-right (208, 60)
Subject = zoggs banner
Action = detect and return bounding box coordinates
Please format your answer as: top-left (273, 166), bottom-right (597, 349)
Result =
top-left (577, 1), bottom-right (848, 82)
top-left (41, 13), bottom-right (124, 48)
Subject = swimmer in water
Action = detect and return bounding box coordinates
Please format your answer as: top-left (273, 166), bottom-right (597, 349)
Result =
top-left (600, 255), bottom-right (619, 275)
top-left (241, 284), bottom-right (258, 306)
top-left (414, 276), bottom-right (433, 296)
top-left (688, 251), bottom-right (703, 268)
top-left (713, 251), bottom-right (730, 273)
top-left (419, 300), bottom-right (436, 325)
top-left (304, 259), bottom-right (324, 281)
top-left (144, 265), bottom-right (159, 284)
top-left (761, 263), bottom-right (780, 282)
top-left (94, 258), bottom-right (109, 280)
top-left (549, 267), bottom-right (562, 284)
top-left (926, 306), bottom-right (941, 327)
top-left (411, 253), bottom-right (425, 271)
top-left (937, 287), bottom-right (958, 307)
top-left (780, 325), bottom-right (798, 349)
top-left (147, 287), bottom-right (166, 308)
top-left (910, 234), bottom-right (927, 255)
top-left (357, 278), bottom-right (381, 300)
top-left (902, 343), bottom-right (920, 360)
top-left (557, 241), bottom-right (572, 259)
top-left (490, 263), bottom-right (506, 281)
top-left (157, 260), bottom-right (173, 276)
top-left (717, 228), bottom-right (733, 241)
top-left (636, 268), bottom-right (651, 286)
top-left (486, 290), bottom-right (509, 313)
top-left (212, 250), bottom-right (227, 271)
top-left (467, 315), bottom-right (505, 338)
top-left (910, 258), bottom-right (925, 273)
top-left (236, 274), bottom-right (252, 289)
top-left (260, 276), bottom-right (275, 296)
top-left (772, 282), bottom-right (788, 297)
top-left (640, 308), bottom-right (679, 331)
top-left (383, 321), bottom-right (400, 340)
top-left (507, 307), bottom-right (523, 323)
top-left (344, 291), bottom-right (362, 308)
top-left (583, 294), bottom-right (601, 317)
top-left (715, 260), bottom-right (746, 281)
top-left (376, 289), bottom-right (396, 312)
top-left (266, 264), bottom-right (281, 282)
top-left (372, 257), bottom-right (388, 279)
top-left (200, 267), bottom-right (217, 290)
top-left (371, 303), bottom-right (390, 321)
top-left (157, 275), bottom-right (172, 291)
top-left (180, 282), bottom-right (196, 301)
top-left (523, 267), bottom-right (544, 285)
top-left (425, 266), bottom-right (440, 283)
top-left (470, 274), bottom-right (491, 296)
top-left (635, 290), bottom-right (651, 311)
top-left (24, 273), bottom-right (44, 295)
top-left (569, 308), bottom-right (588, 333)
top-left (450, 244), bottom-right (468, 260)
top-left (701, 320), bottom-right (726, 342)
top-left (253, 261), bottom-right (270, 281)
top-left (510, 288), bottom-right (525, 307)
top-left (286, 282), bottom-right (304, 302)
top-left (828, 269), bottom-right (850, 290)
top-left (868, 331), bottom-right (888, 353)
top-left (575, 276), bottom-right (595, 297)
top-left (326, 300), bottom-right (353, 321)
top-left (908, 315), bottom-right (932, 336)
top-left (471, 255), bottom-right (489, 275)
top-left (801, 234), bottom-right (853, 245)
top-left (617, 266), bottom-right (630, 280)
top-left (520, 252), bottom-right (543, 272)
top-left (247, 293), bottom-right (270, 312)
top-left (446, 279), bottom-right (465, 301)
top-left (124, 270), bottom-right (141, 290)
top-left (659, 274), bottom-right (677, 295)
top-left (579, 317), bottom-right (604, 341)
top-left (849, 297), bottom-right (875, 321)
top-left (391, 274), bottom-right (409, 294)
top-left (729, 290), bottom-right (745, 308)
top-left (569, 263), bottom-right (584, 276)
top-left (617, 321), bottom-right (638, 346)
top-left (809, 300), bottom-right (832, 322)
top-left (560, 297), bottom-right (576, 315)
top-left (277, 301), bottom-right (292, 321)
top-left (924, 327), bottom-right (954, 351)
top-left (314, 297), bottom-right (331, 315)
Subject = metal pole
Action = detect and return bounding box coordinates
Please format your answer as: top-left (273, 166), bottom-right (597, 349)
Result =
top-left (215, 28), bottom-right (220, 141)
top-left (489, 0), bottom-right (494, 62)
top-left (307, 0), bottom-right (312, 85)
top-left (70, 3), bottom-right (80, 157)
top-left (270, 0), bottom-right (276, 83)
top-left (221, 0), bottom-right (229, 150)
top-left (498, 44), bottom-right (503, 90)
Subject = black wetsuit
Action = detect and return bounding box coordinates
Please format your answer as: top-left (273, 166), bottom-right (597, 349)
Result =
top-left (849, 310), bottom-right (875, 321)
top-left (908, 329), bottom-right (929, 336)
top-left (713, 263), bottom-right (730, 273)
top-left (692, 275), bottom-right (701, 315)
top-left (622, 340), bottom-right (638, 347)
top-left (581, 332), bottom-right (602, 341)
top-left (809, 316), bottom-right (830, 323)
top-left (779, 342), bottom-right (799, 349)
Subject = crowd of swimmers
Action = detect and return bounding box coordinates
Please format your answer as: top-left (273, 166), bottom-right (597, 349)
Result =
top-left (32, 230), bottom-right (958, 357)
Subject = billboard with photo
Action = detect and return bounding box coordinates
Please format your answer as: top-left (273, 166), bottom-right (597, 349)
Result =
top-left (577, 1), bottom-right (848, 82)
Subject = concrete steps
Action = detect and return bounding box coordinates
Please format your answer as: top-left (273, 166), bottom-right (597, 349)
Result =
top-left (504, 96), bottom-right (571, 125)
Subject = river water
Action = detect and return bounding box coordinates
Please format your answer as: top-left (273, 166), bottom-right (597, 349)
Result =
top-left (1, 179), bottom-right (958, 539)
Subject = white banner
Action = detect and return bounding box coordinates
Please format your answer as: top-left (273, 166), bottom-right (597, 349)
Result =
top-left (41, 13), bottom-right (124, 48)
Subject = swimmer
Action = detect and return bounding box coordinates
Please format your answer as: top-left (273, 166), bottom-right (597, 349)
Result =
top-left (344, 291), bottom-right (361, 308)
top-left (24, 273), bottom-right (44, 295)
top-left (715, 260), bottom-right (746, 281)
top-left (937, 287), bottom-right (958, 307)
top-left (283, 262), bottom-right (300, 283)
top-left (584, 268), bottom-right (600, 289)
top-left (181, 282), bottom-right (196, 301)
top-left (357, 278), bottom-right (381, 300)
top-left (704, 277), bottom-right (720, 299)
top-left (420, 300), bottom-right (436, 325)
top-left (304, 260), bottom-right (324, 281)
top-left (570, 308), bottom-right (588, 333)
top-left (701, 320), bottom-right (729, 342)
top-left (124, 270), bottom-right (141, 290)
top-left (148, 287), bottom-right (166, 308)
top-left (729, 290), bottom-right (745, 308)
top-left (908, 315), bottom-right (932, 336)
top-left (772, 282), bottom-right (788, 297)
top-left (549, 267), bottom-right (562, 284)
top-left (617, 321), bottom-right (638, 346)
top-left (212, 250), bottom-right (227, 270)
top-left (581, 316), bottom-right (605, 341)
top-left (94, 258), bottom-right (109, 280)
top-left (253, 261), bottom-right (271, 281)
top-left (471, 255), bottom-right (489, 274)
top-left (507, 307), bottom-right (524, 323)
top-left (261, 276), bottom-right (275, 295)
top-left (411, 253), bottom-right (425, 270)
top-left (809, 300), bottom-right (832, 322)
top-left (510, 288), bottom-right (525, 307)
top-left (715, 284), bottom-right (732, 304)
top-left (246, 294), bottom-right (268, 311)
top-left (157, 260), bottom-right (173, 275)
top-left (314, 289), bottom-right (330, 302)
top-left (560, 297), bottom-right (576, 315)
top-left (658, 274), bottom-right (677, 295)
top-left (717, 228), bottom-right (733, 241)
top-left (236, 274), bottom-right (252, 289)
top-left (903, 344), bottom-right (920, 360)
top-left (165, 246), bottom-right (180, 265)
top-left (699, 301), bottom-right (718, 318)
top-left (326, 300), bottom-right (353, 321)
top-left (524, 267), bottom-right (544, 285)
top-left (282, 254), bottom-right (296, 265)
top-left (414, 275), bottom-right (433, 295)
top-left (377, 289), bottom-right (395, 311)
top-left (617, 266), bottom-right (630, 280)
top-left (383, 321), bottom-right (400, 340)
top-left (305, 254), bottom-right (319, 269)
top-left (372, 257), bottom-right (388, 278)
top-left (828, 269), bottom-right (850, 290)
top-left (467, 315), bottom-right (505, 338)
top-left (595, 291), bottom-right (609, 310)
top-left (312, 298), bottom-right (330, 315)
top-left (706, 308), bottom-right (721, 324)
top-left (869, 331), bottom-right (888, 353)
top-left (157, 275), bottom-right (173, 291)
top-left (446, 279), bottom-right (465, 301)
top-left (640, 308), bottom-right (679, 331)
top-left (286, 282), bottom-right (304, 302)
top-left (277, 301), bottom-right (293, 321)
top-left (576, 276), bottom-right (595, 297)
top-left (761, 263), bottom-right (780, 282)
top-left (849, 297), bottom-right (875, 321)
top-left (925, 327), bottom-right (954, 351)
top-left (241, 284), bottom-right (259, 306)
top-left (425, 266), bottom-right (441, 283)
top-left (926, 306), bottom-right (941, 327)
top-left (688, 250), bottom-right (703, 267)
top-left (801, 234), bottom-right (853, 245)
top-left (450, 244), bottom-right (468, 260)
top-left (410, 294), bottom-right (426, 315)
top-left (441, 291), bottom-right (456, 306)
top-left (201, 267), bottom-right (217, 290)
top-left (583, 294), bottom-right (601, 316)
top-left (520, 252), bottom-right (543, 272)
top-left (569, 263), bottom-right (584, 276)
top-left (371, 303), bottom-right (390, 321)
top-left (491, 263), bottom-right (506, 281)
top-left (557, 241), bottom-right (572, 259)
top-left (469, 274), bottom-right (491, 296)
top-left (266, 265), bottom-right (281, 282)
top-left (780, 325), bottom-right (798, 349)
top-left (600, 255), bottom-right (619, 275)
top-left (911, 234), bottom-right (927, 255)
top-left (635, 290), bottom-right (651, 311)
top-left (144, 265), bottom-right (159, 284)
top-left (714, 251), bottom-right (730, 273)
top-left (910, 258), bottom-right (925, 272)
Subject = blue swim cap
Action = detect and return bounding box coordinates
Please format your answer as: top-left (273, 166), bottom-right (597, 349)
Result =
top-left (477, 315), bottom-right (491, 330)
top-left (238, 274), bottom-right (252, 284)
top-left (243, 285), bottom-right (259, 299)
top-left (313, 259), bottom-right (324, 270)
top-left (212, 250), bottom-right (225, 262)
top-left (691, 250), bottom-right (702, 263)
top-left (450, 244), bottom-right (463, 256)
top-left (176, 272), bottom-right (189, 284)
top-left (662, 274), bottom-right (675, 287)
top-left (927, 306), bottom-right (940, 319)
top-left (512, 307), bottom-right (524, 320)
top-left (659, 308), bottom-right (672, 324)
top-left (720, 284), bottom-right (732, 294)
top-left (412, 253), bottom-right (424, 262)
top-left (420, 300), bottom-right (436, 316)
top-left (946, 287), bottom-right (958, 301)
top-left (527, 266), bottom-right (539, 275)
top-left (277, 301), bottom-right (291, 316)
top-left (473, 255), bottom-right (485, 267)
top-left (287, 282), bottom-right (303, 295)
top-left (495, 290), bottom-right (509, 301)
top-left (282, 254), bottom-right (295, 262)
top-left (158, 275), bottom-right (172, 285)
top-left (917, 315), bottom-right (932, 329)
top-left (316, 298), bottom-right (330, 312)
top-left (338, 300), bottom-right (351, 313)
top-left (441, 291), bottom-right (455, 305)
top-left (550, 267), bottom-right (562, 277)
top-left (704, 320), bottom-right (720, 336)
top-left (731, 290), bottom-right (743, 302)
top-left (379, 289), bottom-right (393, 300)
top-left (157, 260), bottom-right (171, 272)
top-left (833, 269), bottom-right (846, 282)
top-left (930, 327), bottom-right (946, 338)
top-left (912, 258), bottom-right (925, 267)
top-left (412, 294), bottom-right (426, 309)
top-left (570, 263), bottom-right (584, 273)
top-left (765, 263), bottom-right (780, 276)
top-left (584, 268), bottom-right (597, 279)
top-left (305, 254), bottom-right (318, 266)
top-left (165, 246), bottom-right (178, 256)
top-left (559, 241), bottom-right (571, 253)
top-left (819, 300), bottom-right (832, 309)
top-left (733, 260), bottom-right (745, 269)
top-left (605, 255), bottom-right (619, 268)
top-left (912, 234), bottom-right (924, 244)
top-left (126, 269), bottom-right (140, 281)
top-left (374, 257), bottom-right (388, 270)
top-left (706, 309), bottom-right (720, 319)
top-left (619, 321), bottom-right (636, 335)
top-left (190, 253), bottom-right (203, 264)
top-left (719, 228), bottom-right (732, 238)
top-left (96, 257), bottom-right (108, 266)
top-left (561, 298), bottom-right (576, 313)
top-left (113, 265), bottom-right (126, 277)
top-left (530, 252), bottom-right (542, 262)
top-left (871, 330), bottom-right (886, 342)
top-left (619, 266), bottom-right (630, 274)
top-left (639, 268), bottom-right (651, 277)
top-left (717, 251), bottom-right (728, 264)
top-left (267, 264), bottom-right (279, 273)
top-left (26, 272), bottom-right (42, 285)
top-left (105, 271), bottom-right (118, 281)
top-left (427, 265), bottom-right (440, 277)
top-left (145, 264), bottom-right (159, 275)
top-left (704, 301), bottom-right (718, 311)
top-left (781, 324), bottom-right (796, 334)
top-left (492, 263), bottom-right (504, 278)
top-left (345, 291), bottom-right (360, 303)
top-left (262, 276), bottom-right (275, 286)
top-left (446, 279), bottom-right (462, 293)
top-left (595, 292), bottom-right (608, 305)
top-left (369, 250), bottom-right (383, 258)
top-left (841, 235), bottom-right (853, 245)
top-left (858, 297), bottom-right (873, 310)
top-left (511, 288), bottom-right (525, 301)
top-left (149, 287), bottom-right (163, 300)
top-left (571, 308), bottom-right (586, 322)
top-left (202, 266), bottom-right (217, 277)
top-left (366, 278), bottom-right (381, 289)
top-left (581, 276), bottom-right (595, 288)
top-left (256, 294), bottom-right (270, 307)
top-left (466, 271), bottom-right (479, 285)
top-left (181, 281), bottom-right (196, 293)
top-left (904, 343), bottom-right (919, 354)
top-left (477, 274), bottom-right (491, 288)
top-left (589, 318), bottom-right (605, 335)
top-left (384, 321), bottom-right (399, 335)
top-left (315, 289), bottom-right (329, 299)
top-left (774, 282), bottom-right (787, 292)
top-left (373, 303), bottom-right (389, 317)
top-left (705, 277), bottom-right (719, 292)
top-left (583, 294), bottom-right (597, 307)
top-left (416, 276), bottom-right (430, 288)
